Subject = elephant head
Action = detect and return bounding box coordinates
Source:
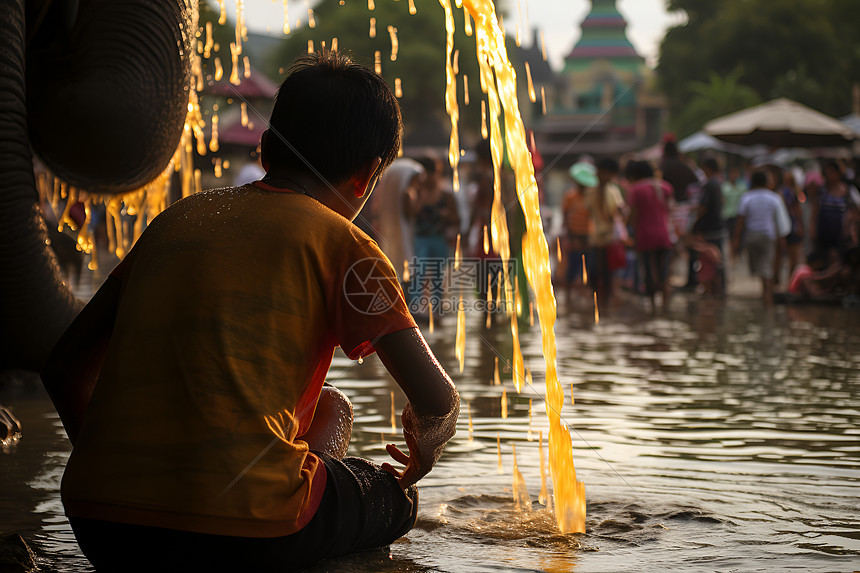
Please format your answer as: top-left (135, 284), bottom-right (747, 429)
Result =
top-left (1, 0), bottom-right (196, 370)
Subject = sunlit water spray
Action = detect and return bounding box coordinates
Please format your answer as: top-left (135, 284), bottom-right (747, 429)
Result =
top-left (511, 443), bottom-right (531, 512)
top-left (454, 0), bottom-right (586, 533)
top-left (582, 253), bottom-right (588, 285)
top-left (501, 387), bottom-right (507, 419)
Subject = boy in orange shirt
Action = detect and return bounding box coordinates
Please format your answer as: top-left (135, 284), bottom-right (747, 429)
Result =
top-left (41, 51), bottom-right (459, 572)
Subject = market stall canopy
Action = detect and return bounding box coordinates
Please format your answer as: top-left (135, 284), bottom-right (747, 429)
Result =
top-left (678, 131), bottom-right (766, 157)
top-left (704, 98), bottom-right (856, 148)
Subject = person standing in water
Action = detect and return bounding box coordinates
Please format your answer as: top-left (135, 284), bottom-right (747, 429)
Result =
top-left (406, 155), bottom-right (460, 322)
top-left (691, 158), bottom-right (725, 295)
top-left (732, 169), bottom-right (792, 305)
top-left (625, 160), bottom-right (674, 312)
top-left (659, 134), bottom-right (699, 290)
top-left (810, 159), bottom-right (859, 259)
top-left (585, 158), bottom-right (625, 310)
top-left (561, 161), bottom-right (596, 307)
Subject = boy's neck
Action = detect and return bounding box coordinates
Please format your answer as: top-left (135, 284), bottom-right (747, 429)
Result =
top-left (261, 173), bottom-right (313, 196)
top-left (263, 169), bottom-right (368, 221)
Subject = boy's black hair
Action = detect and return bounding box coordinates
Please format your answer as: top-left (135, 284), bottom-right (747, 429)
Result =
top-left (624, 160), bottom-right (654, 181)
top-left (596, 157), bottom-right (620, 174)
top-left (264, 50), bottom-right (402, 184)
top-left (750, 170), bottom-right (769, 188)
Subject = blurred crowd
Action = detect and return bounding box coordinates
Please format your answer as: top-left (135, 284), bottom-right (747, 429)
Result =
top-left (42, 136), bottom-right (860, 317)
top-left (555, 135), bottom-right (860, 310)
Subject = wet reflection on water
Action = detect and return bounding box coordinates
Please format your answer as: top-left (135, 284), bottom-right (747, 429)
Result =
top-left (1, 296), bottom-right (859, 571)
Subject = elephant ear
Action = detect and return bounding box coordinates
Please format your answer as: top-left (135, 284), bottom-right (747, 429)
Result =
top-left (0, 0), bottom-right (196, 371)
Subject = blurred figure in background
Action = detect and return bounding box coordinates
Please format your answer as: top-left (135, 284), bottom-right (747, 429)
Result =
top-left (659, 134), bottom-right (699, 290)
top-left (626, 160), bottom-right (674, 312)
top-left (406, 155), bottom-right (460, 321)
top-left (586, 158), bottom-right (625, 310)
top-left (561, 161), bottom-right (596, 307)
top-left (721, 164), bottom-right (748, 248)
top-left (732, 169), bottom-right (791, 305)
top-left (368, 157), bottom-right (425, 285)
top-left (690, 158), bottom-right (725, 295)
top-left (810, 159), bottom-right (859, 259)
top-left (772, 166), bottom-right (804, 286)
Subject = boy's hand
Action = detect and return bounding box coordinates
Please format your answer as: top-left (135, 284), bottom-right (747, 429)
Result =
top-left (374, 328), bottom-right (460, 490)
top-left (381, 441), bottom-right (428, 490)
top-left (381, 402), bottom-right (458, 489)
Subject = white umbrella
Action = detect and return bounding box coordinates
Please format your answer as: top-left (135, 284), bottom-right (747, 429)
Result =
top-left (678, 130), bottom-right (766, 157)
top-left (704, 98), bottom-right (856, 148)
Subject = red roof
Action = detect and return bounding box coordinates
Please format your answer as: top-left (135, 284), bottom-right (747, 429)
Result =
top-left (218, 117), bottom-right (266, 146)
top-left (206, 70), bottom-right (278, 99)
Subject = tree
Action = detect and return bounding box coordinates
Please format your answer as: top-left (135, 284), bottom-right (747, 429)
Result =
top-left (657, 0), bottom-right (859, 135)
top-left (672, 68), bottom-right (762, 136)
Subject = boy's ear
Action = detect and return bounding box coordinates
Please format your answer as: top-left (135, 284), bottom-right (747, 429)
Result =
top-left (352, 157), bottom-right (384, 198)
top-left (260, 130), bottom-right (271, 172)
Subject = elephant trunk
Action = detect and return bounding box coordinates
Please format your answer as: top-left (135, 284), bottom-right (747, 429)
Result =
top-left (0, 0), bottom-right (195, 371)
top-left (0, 0), bottom-right (81, 371)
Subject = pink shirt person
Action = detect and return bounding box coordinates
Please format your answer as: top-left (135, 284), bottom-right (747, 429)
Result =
top-left (628, 177), bottom-right (673, 251)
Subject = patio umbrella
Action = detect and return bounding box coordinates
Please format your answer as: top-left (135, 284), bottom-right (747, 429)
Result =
top-left (678, 130), bottom-right (767, 157)
top-left (704, 98), bottom-right (856, 148)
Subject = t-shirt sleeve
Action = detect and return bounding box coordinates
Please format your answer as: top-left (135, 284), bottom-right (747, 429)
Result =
top-left (329, 239), bottom-right (417, 360)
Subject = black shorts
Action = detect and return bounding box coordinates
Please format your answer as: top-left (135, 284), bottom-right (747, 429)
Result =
top-left (69, 453), bottom-right (418, 572)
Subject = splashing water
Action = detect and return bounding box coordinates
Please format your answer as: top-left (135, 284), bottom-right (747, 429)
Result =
top-left (454, 0), bottom-right (586, 533)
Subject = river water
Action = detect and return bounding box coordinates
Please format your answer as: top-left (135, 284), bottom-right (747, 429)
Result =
top-left (1, 286), bottom-right (859, 572)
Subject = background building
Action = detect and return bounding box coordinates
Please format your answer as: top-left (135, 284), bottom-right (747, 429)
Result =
top-left (525, 0), bottom-right (666, 204)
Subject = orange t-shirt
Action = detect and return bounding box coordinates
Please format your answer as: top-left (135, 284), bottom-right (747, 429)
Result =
top-left (562, 189), bottom-right (592, 237)
top-left (62, 183), bottom-right (416, 537)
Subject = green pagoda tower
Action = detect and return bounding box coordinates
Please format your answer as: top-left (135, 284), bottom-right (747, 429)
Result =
top-left (527, 0), bottom-right (665, 189)
top-left (564, 0), bottom-right (643, 73)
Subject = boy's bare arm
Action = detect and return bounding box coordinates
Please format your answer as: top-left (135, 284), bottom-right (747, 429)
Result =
top-left (41, 276), bottom-right (121, 445)
top-left (374, 327), bottom-right (460, 489)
